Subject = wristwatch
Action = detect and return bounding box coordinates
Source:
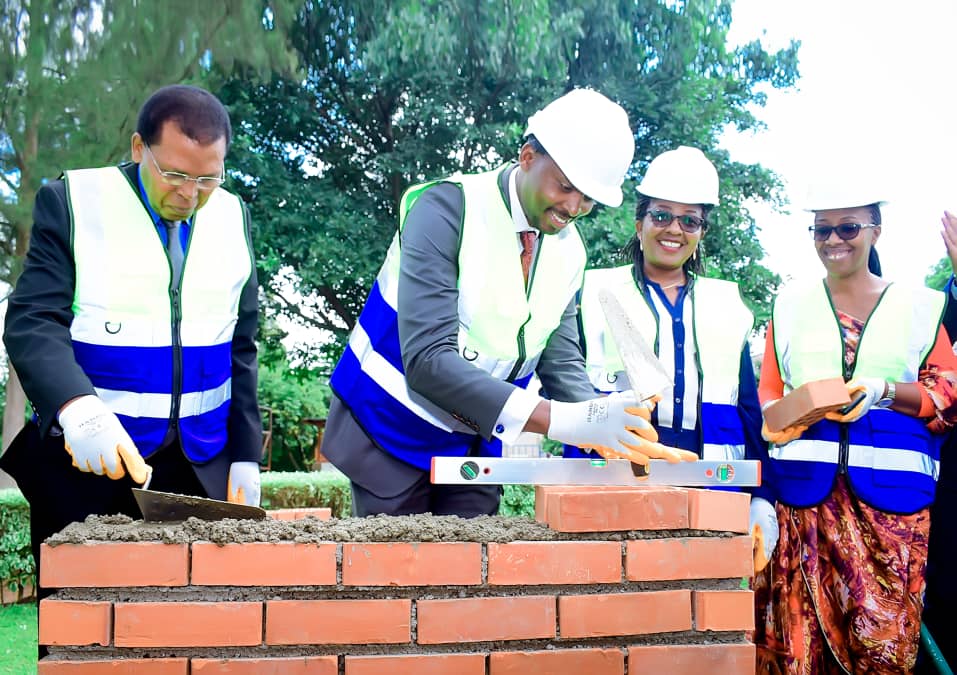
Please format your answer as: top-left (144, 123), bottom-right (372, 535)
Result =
top-left (875, 381), bottom-right (896, 409)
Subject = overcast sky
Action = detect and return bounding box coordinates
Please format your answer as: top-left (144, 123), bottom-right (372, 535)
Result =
top-left (722, 0), bottom-right (957, 286)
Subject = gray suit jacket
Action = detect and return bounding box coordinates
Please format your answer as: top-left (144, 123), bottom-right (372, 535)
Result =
top-left (322, 165), bottom-right (594, 495)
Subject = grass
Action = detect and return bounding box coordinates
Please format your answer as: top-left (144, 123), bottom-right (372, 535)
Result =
top-left (0, 602), bottom-right (36, 673)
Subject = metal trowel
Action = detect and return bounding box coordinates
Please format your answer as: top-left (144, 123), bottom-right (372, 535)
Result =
top-left (597, 286), bottom-right (674, 403)
top-left (132, 467), bottom-right (267, 522)
top-left (598, 286), bottom-right (675, 478)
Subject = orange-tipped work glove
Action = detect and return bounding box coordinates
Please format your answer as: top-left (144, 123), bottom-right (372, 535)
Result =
top-left (227, 461), bottom-right (262, 506)
top-left (761, 420), bottom-right (807, 445)
top-left (760, 399), bottom-right (807, 445)
top-left (824, 378), bottom-right (885, 423)
top-left (548, 392), bottom-right (697, 467)
top-left (749, 497), bottom-right (778, 574)
top-left (58, 395), bottom-right (150, 484)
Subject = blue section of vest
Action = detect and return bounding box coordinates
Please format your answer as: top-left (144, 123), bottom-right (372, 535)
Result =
top-left (73, 341), bottom-right (231, 393)
top-left (771, 411), bottom-right (940, 513)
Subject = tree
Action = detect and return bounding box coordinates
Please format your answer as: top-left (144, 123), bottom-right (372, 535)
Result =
top-left (926, 257), bottom-right (951, 291)
top-left (0, 0), bottom-right (298, 448)
top-left (220, 0), bottom-right (800, 369)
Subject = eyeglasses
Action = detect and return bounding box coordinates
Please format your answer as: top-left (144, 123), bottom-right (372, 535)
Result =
top-left (809, 223), bottom-right (878, 242)
top-left (647, 210), bottom-right (706, 234)
top-left (143, 144), bottom-right (224, 192)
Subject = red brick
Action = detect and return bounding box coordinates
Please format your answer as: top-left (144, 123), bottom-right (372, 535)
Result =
top-left (628, 643), bottom-right (755, 674)
top-left (342, 543), bottom-right (481, 586)
top-left (266, 599), bottom-right (410, 645)
top-left (687, 488), bottom-right (750, 533)
top-left (626, 536), bottom-right (753, 580)
top-left (268, 507), bottom-right (332, 521)
top-left (490, 648), bottom-right (624, 674)
top-left (192, 656), bottom-right (338, 674)
top-left (39, 599), bottom-right (111, 646)
top-left (544, 487), bottom-right (688, 532)
top-left (38, 659), bottom-right (188, 674)
top-left (694, 589), bottom-right (755, 631)
top-left (345, 654), bottom-right (486, 675)
top-left (40, 542), bottom-right (188, 588)
top-left (559, 590), bottom-right (691, 637)
top-left (114, 601), bottom-right (261, 647)
top-left (763, 377), bottom-right (849, 431)
top-left (487, 541), bottom-right (621, 585)
top-left (417, 595), bottom-right (555, 644)
top-left (191, 542), bottom-right (336, 586)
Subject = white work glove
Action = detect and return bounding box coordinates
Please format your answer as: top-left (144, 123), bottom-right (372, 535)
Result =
top-left (749, 497), bottom-right (778, 574)
top-left (227, 461), bottom-right (261, 506)
top-left (824, 377), bottom-right (886, 424)
top-left (547, 392), bottom-right (697, 467)
top-left (58, 395), bottom-right (150, 483)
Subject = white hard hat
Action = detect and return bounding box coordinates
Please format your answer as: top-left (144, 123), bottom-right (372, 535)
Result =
top-left (524, 88), bottom-right (635, 207)
top-left (803, 179), bottom-right (887, 211)
top-left (635, 146), bottom-right (720, 206)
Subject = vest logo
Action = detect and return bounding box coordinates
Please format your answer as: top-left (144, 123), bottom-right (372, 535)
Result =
top-left (104, 322), bottom-right (122, 334)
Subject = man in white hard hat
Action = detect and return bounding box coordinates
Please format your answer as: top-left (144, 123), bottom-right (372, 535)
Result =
top-left (321, 89), bottom-right (697, 517)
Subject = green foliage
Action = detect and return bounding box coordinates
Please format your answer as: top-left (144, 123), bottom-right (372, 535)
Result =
top-left (499, 484), bottom-right (536, 518)
top-left (261, 470), bottom-right (352, 517)
top-left (0, 0), bottom-right (298, 284)
top-left (219, 0), bottom-right (800, 365)
top-left (926, 257), bottom-right (951, 291)
top-left (0, 489), bottom-right (33, 594)
top-left (258, 361), bottom-right (331, 472)
top-left (0, 601), bottom-right (37, 672)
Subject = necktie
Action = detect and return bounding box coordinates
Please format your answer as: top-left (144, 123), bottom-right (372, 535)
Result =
top-left (164, 220), bottom-right (184, 288)
top-left (520, 230), bottom-right (537, 286)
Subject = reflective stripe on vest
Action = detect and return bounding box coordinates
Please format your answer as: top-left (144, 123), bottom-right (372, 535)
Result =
top-left (770, 279), bottom-right (945, 512)
top-left (66, 167), bottom-right (251, 462)
top-left (331, 166), bottom-right (585, 468)
top-left (579, 266), bottom-right (753, 460)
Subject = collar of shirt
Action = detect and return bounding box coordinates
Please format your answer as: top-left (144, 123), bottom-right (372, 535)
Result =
top-left (136, 164), bottom-right (192, 244)
top-left (136, 164), bottom-right (164, 227)
top-left (508, 168), bottom-right (539, 252)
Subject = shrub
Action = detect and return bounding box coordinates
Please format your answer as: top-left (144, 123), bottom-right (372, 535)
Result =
top-left (261, 470), bottom-right (351, 517)
top-left (258, 363), bottom-right (331, 472)
top-left (0, 490), bottom-right (33, 594)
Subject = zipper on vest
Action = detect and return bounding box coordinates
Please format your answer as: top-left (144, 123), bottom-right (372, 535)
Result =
top-left (168, 283), bottom-right (183, 434)
top-left (506, 325), bottom-right (527, 382)
top-left (838, 423), bottom-right (849, 475)
top-left (167, 232), bottom-right (188, 439)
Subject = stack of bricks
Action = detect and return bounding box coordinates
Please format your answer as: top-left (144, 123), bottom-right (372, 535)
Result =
top-left (37, 487), bottom-right (755, 674)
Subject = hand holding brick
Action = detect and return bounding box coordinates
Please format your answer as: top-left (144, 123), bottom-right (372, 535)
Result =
top-left (762, 377), bottom-right (851, 432)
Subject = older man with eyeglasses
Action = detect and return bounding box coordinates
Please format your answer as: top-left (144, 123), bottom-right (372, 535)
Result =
top-left (1, 85), bottom-right (262, 639)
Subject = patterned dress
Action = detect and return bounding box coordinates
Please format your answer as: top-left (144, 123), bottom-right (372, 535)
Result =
top-left (754, 311), bottom-right (957, 675)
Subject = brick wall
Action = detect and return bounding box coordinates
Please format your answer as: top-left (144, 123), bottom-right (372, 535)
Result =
top-left (37, 488), bottom-right (755, 674)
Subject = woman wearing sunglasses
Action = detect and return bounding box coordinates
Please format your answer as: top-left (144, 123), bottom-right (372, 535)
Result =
top-left (753, 185), bottom-right (957, 673)
top-left (574, 146), bottom-right (774, 571)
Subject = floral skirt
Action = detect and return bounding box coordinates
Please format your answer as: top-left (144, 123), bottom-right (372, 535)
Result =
top-left (753, 477), bottom-right (929, 674)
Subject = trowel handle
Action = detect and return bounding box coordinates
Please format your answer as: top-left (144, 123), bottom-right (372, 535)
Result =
top-left (140, 465), bottom-right (153, 491)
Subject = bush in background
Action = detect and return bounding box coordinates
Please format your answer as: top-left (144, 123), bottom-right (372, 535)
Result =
top-left (258, 362), bottom-right (331, 472)
top-left (261, 470), bottom-right (351, 517)
top-left (0, 490), bottom-right (33, 594)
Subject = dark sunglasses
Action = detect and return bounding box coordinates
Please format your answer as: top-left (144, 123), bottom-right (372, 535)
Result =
top-left (809, 223), bottom-right (878, 242)
top-left (647, 210), bottom-right (706, 234)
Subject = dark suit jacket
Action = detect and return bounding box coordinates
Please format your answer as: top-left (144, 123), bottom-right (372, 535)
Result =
top-left (1, 162), bottom-right (261, 498)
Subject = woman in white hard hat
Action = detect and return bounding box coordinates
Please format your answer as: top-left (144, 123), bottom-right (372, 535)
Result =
top-left (754, 188), bottom-right (957, 673)
top-left (574, 146), bottom-right (775, 574)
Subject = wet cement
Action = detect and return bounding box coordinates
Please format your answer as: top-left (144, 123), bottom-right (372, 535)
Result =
top-left (46, 513), bottom-right (726, 546)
